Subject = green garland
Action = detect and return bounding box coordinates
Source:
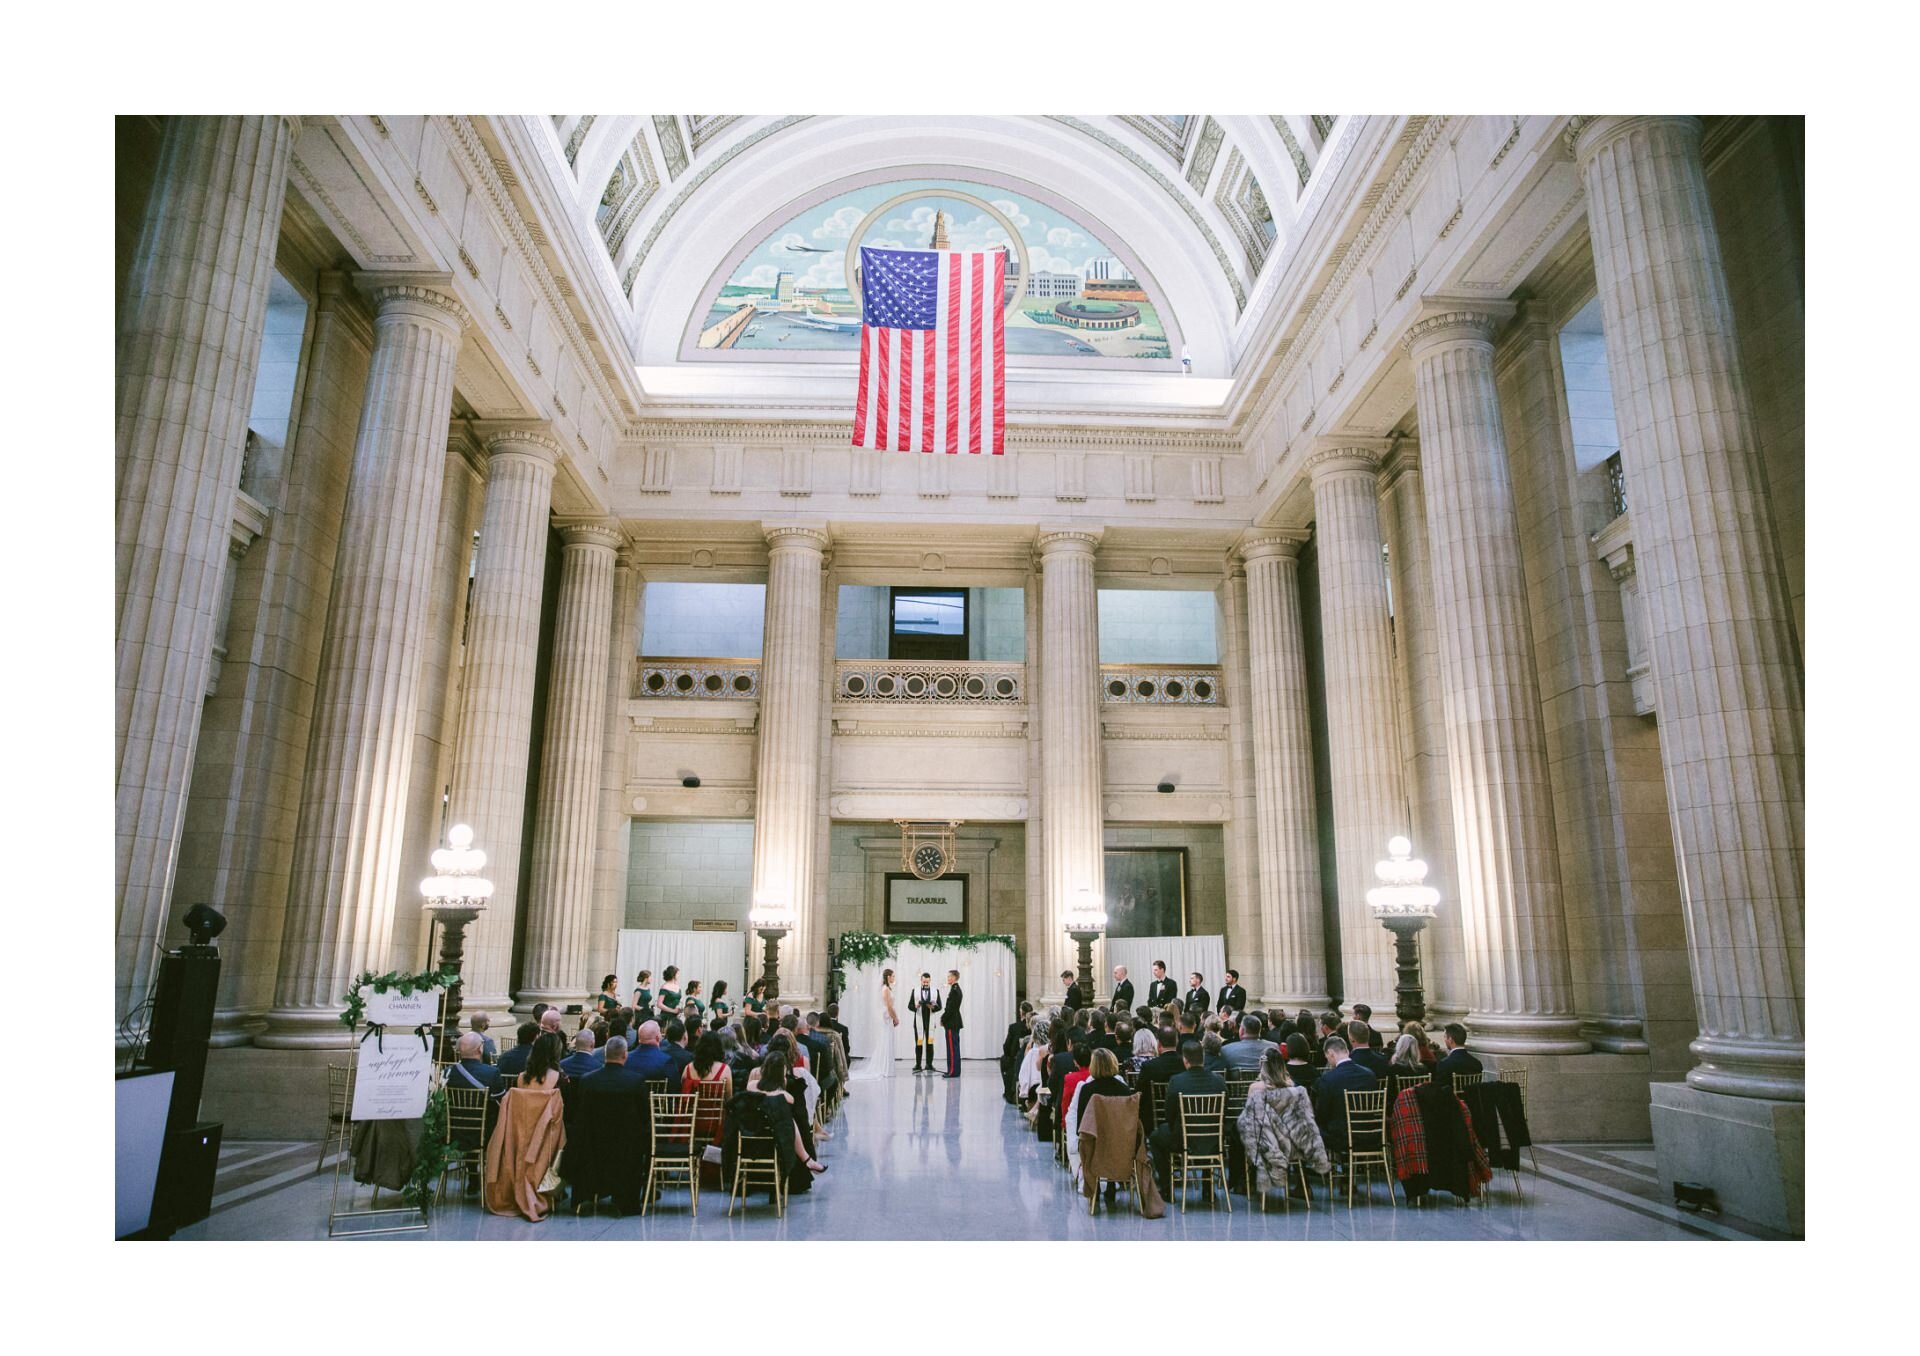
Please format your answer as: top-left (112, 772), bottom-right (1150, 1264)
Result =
top-left (831, 931), bottom-right (1016, 993)
top-left (399, 1086), bottom-right (462, 1214)
top-left (338, 965), bottom-right (463, 1031)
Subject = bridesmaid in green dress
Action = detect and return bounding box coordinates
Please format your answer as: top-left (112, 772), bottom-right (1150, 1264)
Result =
top-left (709, 980), bottom-right (732, 1023)
top-left (631, 969), bottom-right (655, 1024)
top-left (656, 965), bottom-right (684, 1022)
top-left (595, 974), bottom-right (621, 1018)
top-left (744, 980), bottom-right (769, 1016)
top-left (684, 979), bottom-right (706, 1025)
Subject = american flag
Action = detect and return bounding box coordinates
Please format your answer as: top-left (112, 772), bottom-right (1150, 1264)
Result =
top-left (851, 246), bottom-right (1005, 455)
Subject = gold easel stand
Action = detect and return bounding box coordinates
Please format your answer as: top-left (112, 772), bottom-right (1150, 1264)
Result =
top-left (326, 999), bottom-right (446, 1238)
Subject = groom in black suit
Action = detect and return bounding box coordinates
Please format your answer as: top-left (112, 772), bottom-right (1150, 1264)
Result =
top-left (940, 969), bottom-right (964, 1078)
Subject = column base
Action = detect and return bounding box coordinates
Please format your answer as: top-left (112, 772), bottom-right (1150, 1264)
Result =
top-left (1464, 1010), bottom-right (1591, 1054)
top-left (1479, 1050), bottom-right (1654, 1141)
top-left (1650, 1081), bottom-right (1804, 1235)
top-left (209, 1008), bottom-right (266, 1049)
top-left (1687, 1034), bottom-right (1804, 1100)
top-left (254, 1006), bottom-right (354, 1049)
top-left (1582, 1014), bottom-right (1652, 1054)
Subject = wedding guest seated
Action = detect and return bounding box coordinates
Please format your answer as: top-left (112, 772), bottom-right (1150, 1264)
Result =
top-left (1402, 1020), bottom-right (1440, 1067)
top-left (571, 1035), bottom-right (647, 1214)
top-left (560, 1028), bottom-right (603, 1080)
top-left (1314, 1011), bottom-right (1342, 1067)
top-left (1283, 1033), bottom-right (1318, 1093)
top-left (1389, 1032), bottom-right (1427, 1075)
top-left (735, 1050), bottom-right (827, 1194)
top-left (1072, 1047), bottom-right (1133, 1123)
top-left (537, 1007), bottom-right (565, 1046)
top-left (446, 1032), bottom-right (501, 1097)
top-left (514, 1032), bottom-right (565, 1091)
top-left (1202, 1032), bottom-right (1227, 1073)
top-left (1311, 1035), bottom-right (1378, 1156)
top-left (487, 1033), bottom-right (567, 1221)
top-left (1433, 1022), bottom-right (1483, 1084)
top-left (663, 1019), bottom-right (695, 1081)
top-left (1147, 1040), bottom-right (1226, 1196)
top-left (1137, 1026), bottom-right (1186, 1131)
top-left (1350, 1004), bottom-right (1385, 1049)
top-left (1222, 1013), bottom-right (1280, 1071)
top-left (1347, 1022), bottom-right (1391, 1078)
top-left (1237, 1048), bottom-right (1330, 1199)
top-left (496, 1021), bottom-right (539, 1079)
top-left (683, 1032), bottom-right (734, 1147)
top-left (468, 1013), bottom-right (497, 1063)
top-left (1061, 1036), bottom-right (1096, 1128)
top-left (626, 1020), bottom-right (676, 1084)
top-left (1089, 1011), bottom-right (1119, 1057)
top-left (1131, 1020), bottom-right (1160, 1064)
top-left (1002, 1002), bottom-right (1034, 1104)
top-left (823, 1003), bottom-right (851, 1062)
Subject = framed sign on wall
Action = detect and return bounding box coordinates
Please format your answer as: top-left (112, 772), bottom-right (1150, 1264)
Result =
top-left (1103, 846), bottom-right (1189, 937)
top-left (885, 873), bottom-right (969, 933)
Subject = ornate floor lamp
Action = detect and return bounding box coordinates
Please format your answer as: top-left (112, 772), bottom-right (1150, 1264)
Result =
top-left (420, 823), bottom-right (492, 1060)
top-left (1366, 836), bottom-right (1440, 1028)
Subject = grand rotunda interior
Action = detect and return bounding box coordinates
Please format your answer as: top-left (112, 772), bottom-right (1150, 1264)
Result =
top-left (110, 104), bottom-right (1807, 1249)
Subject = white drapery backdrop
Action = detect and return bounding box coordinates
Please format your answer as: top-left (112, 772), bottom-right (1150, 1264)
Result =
top-left (614, 929), bottom-right (750, 1010)
top-left (1103, 935), bottom-right (1227, 1010)
top-left (840, 938), bottom-right (1016, 1062)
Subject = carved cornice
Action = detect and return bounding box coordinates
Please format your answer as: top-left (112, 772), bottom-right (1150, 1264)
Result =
top-left (356, 272), bottom-right (471, 332)
top-left (1237, 529), bottom-right (1311, 563)
top-left (1401, 297), bottom-right (1517, 355)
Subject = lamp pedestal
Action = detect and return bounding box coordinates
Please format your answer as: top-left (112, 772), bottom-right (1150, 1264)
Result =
top-left (756, 926), bottom-right (790, 1001)
top-left (1380, 915), bottom-right (1430, 1028)
top-left (1067, 929), bottom-right (1102, 997)
top-left (428, 905), bottom-right (482, 1061)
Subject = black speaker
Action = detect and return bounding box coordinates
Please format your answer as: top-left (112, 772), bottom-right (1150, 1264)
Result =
top-left (141, 945), bottom-right (221, 1135)
top-left (151, 1121), bottom-right (223, 1234)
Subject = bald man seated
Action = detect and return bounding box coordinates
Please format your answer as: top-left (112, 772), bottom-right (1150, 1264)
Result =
top-left (446, 1032), bottom-right (502, 1093)
top-left (560, 1027), bottom-right (604, 1080)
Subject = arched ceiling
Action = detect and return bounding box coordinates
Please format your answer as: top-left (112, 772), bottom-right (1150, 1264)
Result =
top-left (530, 115), bottom-right (1343, 394)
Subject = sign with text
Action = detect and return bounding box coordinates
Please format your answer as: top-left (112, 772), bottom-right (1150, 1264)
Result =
top-left (364, 986), bottom-right (445, 1026)
top-left (350, 1031), bottom-right (436, 1121)
top-left (885, 873), bottom-right (968, 931)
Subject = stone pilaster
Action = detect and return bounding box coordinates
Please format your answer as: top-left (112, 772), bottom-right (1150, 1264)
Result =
top-left (1215, 567), bottom-right (1266, 1003)
top-left (115, 115), bottom-right (299, 1025)
top-left (1036, 529), bottom-right (1104, 999)
top-left (749, 525), bottom-right (831, 1003)
top-left (1305, 445), bottom-right (1404, 1015)
top-left (518, 524), bottom-right (624, 1008)
top-left (1573, 116), bottom-right (1804, 1098)
top-left (448, 426), bottom-right (560, 1016)
top-left (1404, 300), bottom-right (1587, 1053)
top-left (590, 550), bottom-right (642, 966)
top-left (1238, 533), bottom-right (1329, 1008)
top-left (258, 275), bottom-right (470, 1045)
top-left (1378, 444), bottom-right (1470, 1022)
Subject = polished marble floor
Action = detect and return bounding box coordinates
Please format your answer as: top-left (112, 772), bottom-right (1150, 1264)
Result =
top-left (180, 1059), bottom-right (1782, 1241)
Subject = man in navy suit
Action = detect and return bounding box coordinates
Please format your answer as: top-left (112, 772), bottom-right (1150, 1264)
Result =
top-left (560, 1028), bottom-right (603, 1080)
top-left (1347, 1022), bottom-right (1392, 1079)
top-left (1148, 1039), bottom-right (1227, 1196)
top-left (625, 1020), bottom-right (677, 1085)
top-left (445, 1032), bottom-right (501, 1094)
top-left (1312, 1035), bottom-right (1379, 1155)
top-left (572, 1036), bottom-right (649, 1213)
top-left (495, 1021), bottom-right (538, 1079)
top-left (1432, 1022), bottom-right (1484, 1086)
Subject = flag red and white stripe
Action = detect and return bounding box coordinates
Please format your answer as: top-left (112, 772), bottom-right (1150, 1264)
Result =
top-left (851, 250), bottom-right (1005, 455)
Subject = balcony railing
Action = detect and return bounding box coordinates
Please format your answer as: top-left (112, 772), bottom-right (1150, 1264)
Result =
top-left (635, 656), bottom-right (760, 699)
top-left (1100, 663), bottom-right (1224, 705)
top-left (1604, 451), bottom-right (1628, 521)
top-left (835, 659), bottom-right (1024, 704)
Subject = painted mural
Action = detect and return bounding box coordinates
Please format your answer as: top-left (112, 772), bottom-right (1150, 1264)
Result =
top-left (694, 179), bottom-right (1174, 362)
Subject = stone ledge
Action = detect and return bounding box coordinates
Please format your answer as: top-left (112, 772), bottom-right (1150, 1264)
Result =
top-left (1479, 1050), bottom-right (1654, 1142)
top-left (1649, 1080), bottom-right (1804, 1236)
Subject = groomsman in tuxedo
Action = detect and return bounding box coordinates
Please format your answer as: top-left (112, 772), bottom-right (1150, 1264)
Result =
top-left (1062, 970), bottom-right (1087, 1012)
top-left (940, 970), bottom-right (965, 1078)
top-left (1109, 966), bottom-right (1134, 1013)
top-left (1146, 961), bottom-right (1177, 1010)
top-left (1215, 970), bottom-right (1247, 1018)
top-left (1183, 972), bottom-right (1210, 1018)
top-left (909, 972), bottom-right (940, 1073)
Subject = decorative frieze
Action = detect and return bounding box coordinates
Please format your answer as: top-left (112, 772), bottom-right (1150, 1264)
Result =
top-left (836, 660), bottom-right (1024, 705)
top-left (636, 657), bottom-right (761, 700)
top-left (1100, 664), bottom-right (1224, 705)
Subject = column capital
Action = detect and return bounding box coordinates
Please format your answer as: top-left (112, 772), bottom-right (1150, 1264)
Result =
top-left (1305, 436), bottom-right (1391, 482)
top-left (475, 422), bottom-right (562, 463)
top-left (1035, 526), bottom-right (1102, 558)
top-left (762, 523), bottom-right (830, 555)
top-left (1401, 297), bottom-right (1517, 357)
top-left (558, 521), bottom-right (625, 551)
top-left (1237, 530), bottom-right (1311, 565)
top-left (1565, 114), bottom-right (1701, 166)
top-left (354, 271), bottom-right (470, 334)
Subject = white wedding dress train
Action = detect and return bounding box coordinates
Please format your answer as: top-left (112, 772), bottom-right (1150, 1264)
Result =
top-left (850, 984), bottom-right (899, 1081)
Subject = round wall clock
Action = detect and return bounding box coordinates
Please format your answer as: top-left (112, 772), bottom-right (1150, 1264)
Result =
top-left (911, 843), bottom-right (948, 880)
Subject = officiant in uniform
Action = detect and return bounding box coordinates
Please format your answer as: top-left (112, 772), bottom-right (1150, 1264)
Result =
top-left (909, 972), bottom-right (940, 1073)
top-left (940, 969), bottom-right (964, 1078)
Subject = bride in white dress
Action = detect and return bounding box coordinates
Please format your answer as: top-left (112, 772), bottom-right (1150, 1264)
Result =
top-left (850, 967), bottom-right (900, 1080)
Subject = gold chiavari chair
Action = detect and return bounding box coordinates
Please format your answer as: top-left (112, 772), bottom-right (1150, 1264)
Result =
top-left (692, 1077), bottom-right (729, 1149)
top-left (642, 1092), bottom-right (701, 1216)
top-left (1222, 1070), bottom-right (1257, 1192)
top-left (438, 1085), bottom-right (492, 1205)
top-left (1452, 1071), bottom-right (1484, 1094)
top-left (1171, 1092), bottom-right (1231, 1213)
top-left (1342, 1087), bottom-right (1393, 1208)
top-left (1397, 1072), bottom-right (1431, 1090)
top-left (318, 1062), bottom-right (356, 1175)
top-left (1501, 1067), bottom-right (1540, 1172)
top-left (1255, 1156), bottom-right (1316, 1213)
top-left (730, 1132), bottom-right (786, 1216)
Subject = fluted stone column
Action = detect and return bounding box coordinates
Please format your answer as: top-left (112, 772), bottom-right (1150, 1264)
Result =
top-left (1037, 529), bottom-right (1105, 998)
top-left (449, 427), bottom-right (561, 1016)
top-left (258, 275), bottom-right (469, 1045)
top-left (1378, 445), bottom-right (1470, 1020)
top-left (1573, 116), bottom-right (1804, 1098)
top-left (1239, 533), bottom-right (1329, 1008)
top-left (749, 525), bottom-right (831, 1002)
top-left (115, 115), bottom-right (299, 1024)
top-left (519, 524), bottom-right (623, 1008)
top-left (1306, 446), bottom-right (1404, 1015)
top-left (590, 551), bottom-right (642, 966)
top-left (1405, 301), bottom-right (1588, 1053)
